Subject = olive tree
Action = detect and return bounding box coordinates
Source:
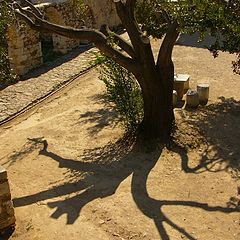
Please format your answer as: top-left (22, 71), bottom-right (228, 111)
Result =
top-left (6, 0), bottom-right (240, 141)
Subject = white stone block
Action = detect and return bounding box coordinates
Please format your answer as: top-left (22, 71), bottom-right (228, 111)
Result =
top-left (174, 74), bottom-right (190, 93)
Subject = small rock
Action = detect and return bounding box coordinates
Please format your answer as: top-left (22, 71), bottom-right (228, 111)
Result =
top-left (112, 232), bottom-right (120, 237)
top-left (98, 219), bottom-right (105, 225)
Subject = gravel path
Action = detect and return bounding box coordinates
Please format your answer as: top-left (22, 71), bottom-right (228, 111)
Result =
top-left (1, 32), bottom-right (239, 125)
top-left (0, 45), bottom-right (99, 124)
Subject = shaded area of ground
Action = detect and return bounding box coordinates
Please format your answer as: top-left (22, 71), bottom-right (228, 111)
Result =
top-left (2, 94), bottom-right (239, 240)
top-left (0, 35), bottom-right (239, 239)
top-left (176, 32), bottom-right (216, 49)
top-left (11, 132), bottom-right (240, 240)
top-left (175, 97), bottom-right (240, 179)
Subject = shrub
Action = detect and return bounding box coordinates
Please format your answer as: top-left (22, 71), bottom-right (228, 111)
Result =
top-left (94, 53), bottom-right (143, 132)
top-left (0, 1), bottom-right (18, 88)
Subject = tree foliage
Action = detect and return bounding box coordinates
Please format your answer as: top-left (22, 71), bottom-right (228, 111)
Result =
top-left (137, 0), bottom-right (240, 74)
top-left (94, 52), bottom-right (143, 132)
top-left (0, 0), bottom-right (17, 86)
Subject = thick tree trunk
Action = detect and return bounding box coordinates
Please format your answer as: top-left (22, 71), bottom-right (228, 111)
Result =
top-left (138, 21), bottom-right (178, 141)
top-left (138, 63), bottom-right (175, 141)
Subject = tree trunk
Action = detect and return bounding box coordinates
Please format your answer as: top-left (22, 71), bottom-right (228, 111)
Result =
top-left (138, 62), bottom-right (175, 141)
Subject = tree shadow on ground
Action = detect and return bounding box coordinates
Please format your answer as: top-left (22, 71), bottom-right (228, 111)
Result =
top-left (74, 94), bottom-right (119, 135)
top-left (76, 108), bottom-right (118, 135)
top-left (176, 32), bottom-right (216, 49)
top-left (0, 140), bottom-right (41, 168)
top-left (173, 97), bottom-right (240, 179)
top-left (12, 133), bottom-right (239, 239)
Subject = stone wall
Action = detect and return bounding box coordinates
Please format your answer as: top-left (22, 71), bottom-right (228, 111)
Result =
top-left (7, 0), bottom-right (121, 75)
top-left (7, 19), bottom-right (42, 76)
top-left (43, 2), bottom-right (85, 54)
top-left (84, 0), bottom-right (120, 29)
top-left (0, 166), bottom-right (15, 232)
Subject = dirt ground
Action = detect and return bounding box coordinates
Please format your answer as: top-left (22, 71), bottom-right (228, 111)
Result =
top-left (0, 40), bottom-right (240, 240)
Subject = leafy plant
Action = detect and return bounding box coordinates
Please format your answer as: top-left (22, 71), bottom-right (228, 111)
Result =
top-left (93, 52), bottom-right (143, 132)
top-left (137, 0), bottom-right (240, 73)
top-left (0, 0), bottom-right (18, 87)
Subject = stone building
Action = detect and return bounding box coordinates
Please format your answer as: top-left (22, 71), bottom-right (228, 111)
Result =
top-left (7, 0), bottom-right (120, 75)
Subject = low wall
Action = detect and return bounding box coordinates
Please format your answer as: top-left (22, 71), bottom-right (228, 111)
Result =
top-left (7, 18), bottom-right (43, 76)
top-left (84, 0), bottom-right (120, 29)
top-left (0, 166), bottom-right (15, 232)
top-left (7, 0), bottom-right (121, 75)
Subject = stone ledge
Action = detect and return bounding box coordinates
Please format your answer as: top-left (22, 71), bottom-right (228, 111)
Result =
top-left (0, 166), bottom-right (16, 232)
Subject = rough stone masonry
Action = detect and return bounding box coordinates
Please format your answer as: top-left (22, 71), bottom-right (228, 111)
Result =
top-left (0, 166), bottom-right (16, 232)
top-left (7, 0), bottom-right (120, 76)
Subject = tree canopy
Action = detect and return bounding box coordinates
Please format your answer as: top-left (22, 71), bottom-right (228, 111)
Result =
top-left (137, 0), bottom-right (240, 74)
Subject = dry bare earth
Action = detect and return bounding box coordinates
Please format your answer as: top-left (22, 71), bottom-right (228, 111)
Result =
top-left (0, 39), bottom-right (240, 240)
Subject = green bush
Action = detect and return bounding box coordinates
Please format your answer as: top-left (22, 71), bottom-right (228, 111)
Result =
top-left (94, 53), bottom-right (143, 132)
top-left (0, 1), bottom-right (18, 87)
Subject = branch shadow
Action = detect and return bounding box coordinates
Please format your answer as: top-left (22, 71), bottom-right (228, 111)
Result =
top-left (167, 97), bottom-right (240, 214)
top-left (175, 97), bottom-right (240, 179)
top-left (74, 94), bottom-right (119, 135)
top-left (12, 135), bottom-right (240, 239)
top-left (76, 108), bottom-right (118, 135)
top-left (131, 162), bottom-right (239, 240)
top-left (0, 139), bottom-right (42, 168)
top-left (176, 32), bottom-right (216, 49)
top-left (13, 136), bottom-right (142, 225)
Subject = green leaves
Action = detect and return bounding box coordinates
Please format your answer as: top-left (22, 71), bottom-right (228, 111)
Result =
top-left (95, 53), bottom-right (143, 132)
top-left (136, 0), bottom-right (240, 73)
top-left (0, 0), bottom-right (17, 86)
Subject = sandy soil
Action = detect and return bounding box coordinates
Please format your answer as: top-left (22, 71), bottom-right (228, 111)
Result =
top-left (0, 41), bottom-right (240, 240)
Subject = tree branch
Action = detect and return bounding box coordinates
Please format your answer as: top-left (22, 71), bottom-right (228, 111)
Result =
top-left (100, 24), bottom-right (135, 58)
top-left (114, 0), bottom-right (142, 55)
top-left (126, 0), bottom-right (137, 17)
top-left (14, 10), bottom-right (41, 31)
top-left (19, 0), bottom-right (43, 18)
top-left (157, 22), bottom-right (179, 67)
top-left (162, 9), bottom-right (171, 25)
top-left (13, 3), bottom-right (141, 75)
